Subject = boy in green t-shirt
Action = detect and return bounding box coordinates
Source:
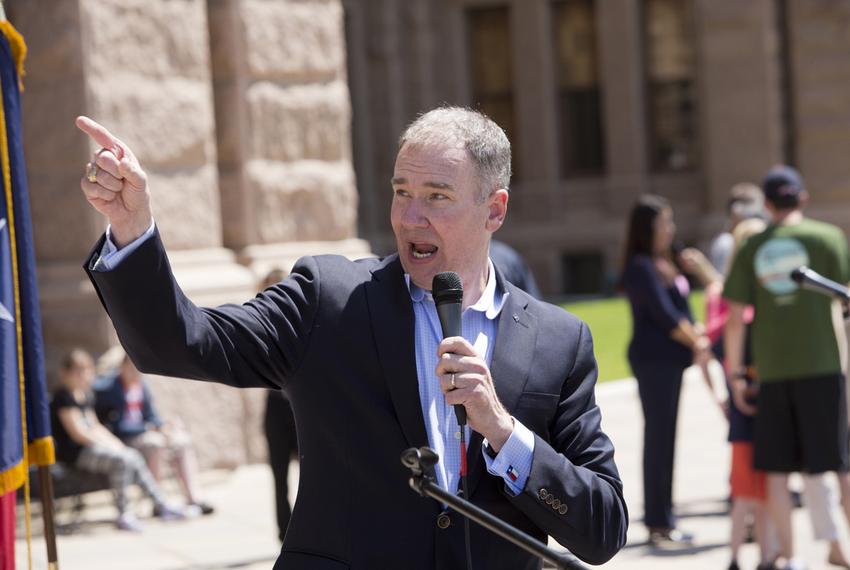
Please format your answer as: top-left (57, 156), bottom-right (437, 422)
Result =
top-left (724, 165), bottom-right (850, 570)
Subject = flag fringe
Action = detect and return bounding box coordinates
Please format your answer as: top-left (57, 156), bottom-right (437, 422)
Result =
top-left (28, 437), bottom-right (54, 467)
top-left (0, 438), bottom-right (53, 496)
top-left (0, 460), bottom-right (25, 496)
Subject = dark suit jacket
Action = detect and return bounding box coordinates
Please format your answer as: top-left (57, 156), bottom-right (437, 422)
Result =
top-left (85, 230), bottom-right (627, 569)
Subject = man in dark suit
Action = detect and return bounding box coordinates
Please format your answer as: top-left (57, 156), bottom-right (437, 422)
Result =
top-left (75, 107), bottom-right (627, 569)
top-left (489, 240), bottom-right (542, 300)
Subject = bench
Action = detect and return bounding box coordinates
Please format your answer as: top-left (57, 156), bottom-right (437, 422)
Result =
top-left (31, 463), bottom-right (111, 499)
top-left (18, 463), bottom-right (111, 530)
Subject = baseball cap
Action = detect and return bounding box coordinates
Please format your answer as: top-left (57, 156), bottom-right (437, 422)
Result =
top-left (762, 165), bottom-right (804, 206)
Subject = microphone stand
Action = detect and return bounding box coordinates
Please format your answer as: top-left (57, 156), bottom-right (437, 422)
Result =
top-left (401, 447), bottom-right (589, 570)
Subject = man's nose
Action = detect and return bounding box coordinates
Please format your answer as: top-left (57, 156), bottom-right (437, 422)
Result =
top-left (401, 199), bottom-right (429, 228)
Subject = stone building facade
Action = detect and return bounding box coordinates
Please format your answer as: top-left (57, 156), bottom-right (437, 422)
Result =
top-left (345, 0), bottom-right (850, 297)
top-left (7, 0), bottom-right (370, 468)
top-left (6, 0), bottom-right (850, 466)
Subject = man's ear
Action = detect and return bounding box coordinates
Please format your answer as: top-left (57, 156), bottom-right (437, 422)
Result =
top-left (485, 189), bottom-right (508, 232)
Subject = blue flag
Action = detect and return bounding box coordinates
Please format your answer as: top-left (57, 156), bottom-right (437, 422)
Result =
top-left (0, 21), bottom-right (53, 496)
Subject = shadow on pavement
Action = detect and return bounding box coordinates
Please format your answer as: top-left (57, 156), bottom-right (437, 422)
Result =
top-left (622, 542), bottom-right (727, 557)
top-left (163, 555), bottom-right (279, 570)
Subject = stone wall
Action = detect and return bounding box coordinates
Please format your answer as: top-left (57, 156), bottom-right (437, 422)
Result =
top-left (209, 0), bottom-right (360, 259)
top-left (81, 0), bottom-right (222, 251)
top-left (788, 2), bottom-right (850, 207)
top-left (8, 0), bottom-right (369, 469)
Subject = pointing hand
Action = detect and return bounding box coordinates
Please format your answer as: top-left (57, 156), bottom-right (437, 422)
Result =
top-left (76, 116), bottom-right (152, 247)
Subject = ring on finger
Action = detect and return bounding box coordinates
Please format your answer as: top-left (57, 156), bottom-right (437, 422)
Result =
top-left (86, 162), bottom-right (99, 183)
top-left (450, 373), bottom-right (456, 390)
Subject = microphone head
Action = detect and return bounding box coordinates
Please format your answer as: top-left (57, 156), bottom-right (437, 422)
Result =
top-left (432, 272), bottom-right (463, 305)
top-left (790, 266), bottom-right (808, 284)
top-left (418, 447), bottom-right (439, 469)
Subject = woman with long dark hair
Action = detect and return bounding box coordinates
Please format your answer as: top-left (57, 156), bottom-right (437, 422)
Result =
top-left (621, 194), bottom-right (711, 546)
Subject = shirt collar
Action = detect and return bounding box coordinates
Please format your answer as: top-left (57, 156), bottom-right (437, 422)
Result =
top-left (404, 259), bottom-right (508, 320)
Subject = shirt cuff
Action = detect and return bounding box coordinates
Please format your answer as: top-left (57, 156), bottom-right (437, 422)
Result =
top-left (92, 220), bottom-right (156, 272)
top-left (481, 419), bottom-right (535, 496)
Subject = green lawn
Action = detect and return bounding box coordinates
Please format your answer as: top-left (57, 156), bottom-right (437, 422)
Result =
top-left (561, 291), bottom-right (705, 383)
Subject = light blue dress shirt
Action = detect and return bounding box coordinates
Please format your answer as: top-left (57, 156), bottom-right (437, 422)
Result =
top-left (406, 262), bottom-right (534, 497)
top-left (97, 223), bottom-right (535, 495)
top-left (91, 221), bottom-right (156, 271)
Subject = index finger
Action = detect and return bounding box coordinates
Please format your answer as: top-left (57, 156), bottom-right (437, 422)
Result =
top-left (75, 116), bottom-right (126, 159)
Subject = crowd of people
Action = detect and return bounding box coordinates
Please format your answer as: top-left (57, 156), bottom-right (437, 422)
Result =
top-left (621, 165), bottom-right (850, 570)
top-left (50, 348), bottom-right (209, 531)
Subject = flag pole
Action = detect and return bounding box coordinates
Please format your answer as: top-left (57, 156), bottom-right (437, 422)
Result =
top-left (37, 466), bottom-right (57, 569)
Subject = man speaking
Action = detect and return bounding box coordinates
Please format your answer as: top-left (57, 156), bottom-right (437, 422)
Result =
top-left (76, 107), bottom-right (627, 568)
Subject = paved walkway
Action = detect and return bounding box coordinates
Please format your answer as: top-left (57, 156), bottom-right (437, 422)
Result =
top-left (15, 367), bottom-right (849, 569)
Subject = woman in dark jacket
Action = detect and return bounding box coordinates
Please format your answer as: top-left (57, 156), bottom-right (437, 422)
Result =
top-left (621, 194), bottom-right (711, 546)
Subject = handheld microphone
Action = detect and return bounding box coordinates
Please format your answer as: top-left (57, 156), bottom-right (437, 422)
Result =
top-left (790, 266), bottom-right (850, 301)
top-left (432, 271), bottom-right (466, 425)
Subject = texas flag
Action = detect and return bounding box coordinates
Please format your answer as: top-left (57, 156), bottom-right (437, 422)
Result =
top-left (506, 465), bottom-right (519, 483)
top-left (0, 18), bottom-right (54, 569)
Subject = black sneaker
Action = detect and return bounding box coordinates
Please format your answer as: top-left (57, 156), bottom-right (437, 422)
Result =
top-left (648, 528), bottom-right (695, 548)
top-left (191, 501), bottom-right (215, 516)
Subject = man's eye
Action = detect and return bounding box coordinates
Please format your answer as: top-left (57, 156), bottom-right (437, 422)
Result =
top-left (430, 193), bottom-right (448, 201)
top-left (394, 189), bottom-right (410, 198)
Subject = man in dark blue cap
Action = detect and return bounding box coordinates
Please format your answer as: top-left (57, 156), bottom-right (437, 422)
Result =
top-left (724, 165), bottom-right (850, 570)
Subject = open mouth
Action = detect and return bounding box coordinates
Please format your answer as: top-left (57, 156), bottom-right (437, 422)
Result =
top-left (410, 243), bottom-right (438, 260)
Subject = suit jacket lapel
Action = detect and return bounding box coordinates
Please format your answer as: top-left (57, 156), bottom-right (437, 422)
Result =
top-left (365, 254), bottom-right (430, 450)
top-left (466, 279), bottom-right (537, 497)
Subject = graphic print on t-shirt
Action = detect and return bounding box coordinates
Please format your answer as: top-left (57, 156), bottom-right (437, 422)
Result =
top-left (124, 383), bottom-right (145, 429)
top-left (754, 237), bottom-right (809, 298)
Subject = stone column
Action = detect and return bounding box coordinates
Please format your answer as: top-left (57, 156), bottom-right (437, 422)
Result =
top-left (206, 0), bottom-right (371, 465)
top-left (786, 0), bottom-right (850, 229)
top-left (208, 0), bottom-right (371, 279)
top-left (694, 0), bottom-right (784, 237)
top-left (597, 0), bottom-right (650, 217)
top-left (510, 0), bottom-right (559, 221)
top-left (344, 0), bottom-right (408, 254)
top-left (342, 0), bottom-right (379, 246)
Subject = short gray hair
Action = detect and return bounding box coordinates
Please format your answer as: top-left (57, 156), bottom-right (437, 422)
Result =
top-left (398, 106), bottom-right (512, 202)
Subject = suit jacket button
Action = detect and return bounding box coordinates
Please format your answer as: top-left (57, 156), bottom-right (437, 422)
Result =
top-left (545, 495), bottom-right (555, 505)
top-left (437, 512), bottom-right (451, 529)
top-left (538, 488), bottom-right (548, 500)
top-left (552, 499), bottom-right (561, 509)
top-left (559, 504), bottom-right (568, 515)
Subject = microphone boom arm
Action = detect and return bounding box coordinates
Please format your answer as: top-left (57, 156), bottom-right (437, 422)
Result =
top-left (401, 447), bottom-right (589, 570)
